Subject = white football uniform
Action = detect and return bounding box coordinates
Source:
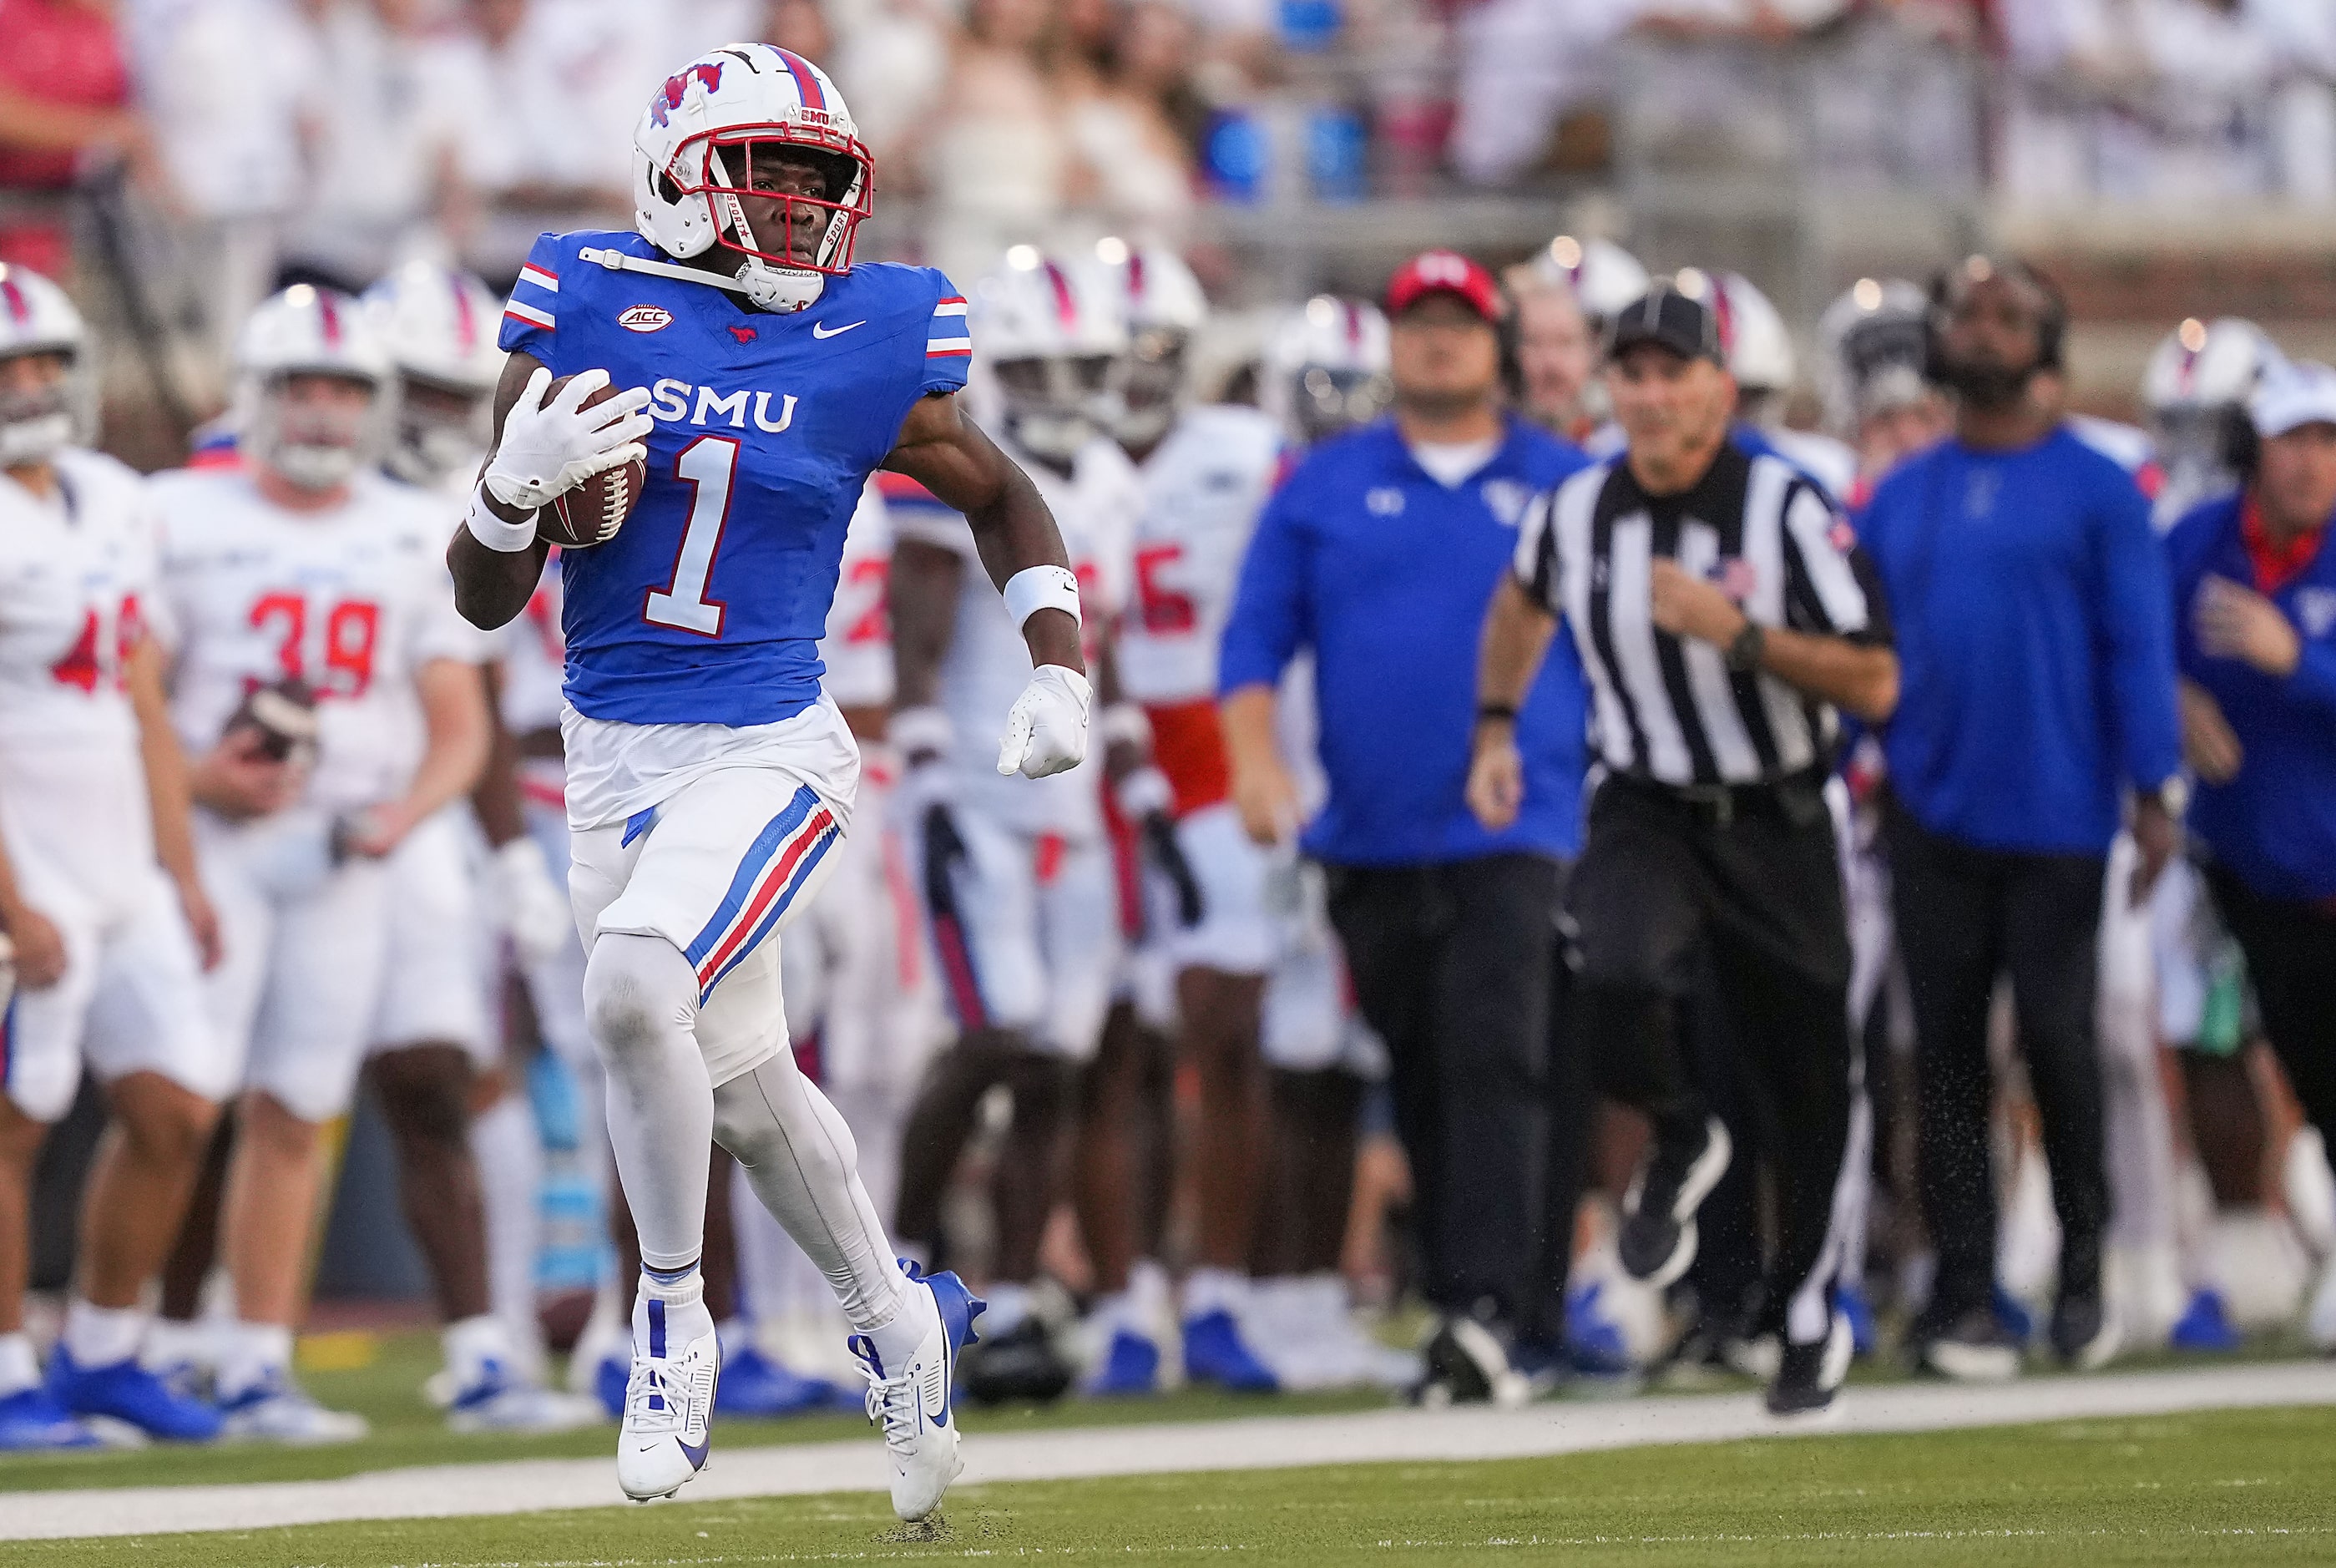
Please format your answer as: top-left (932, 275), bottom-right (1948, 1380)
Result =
top-left (153, 466), bottom-right (485, 1122)
top-left (889, 439), bottom-right (1135, 1060)
top-left (1116, 404), bottom-right (1284, 978)
top-left (0, 453), bottom-right (224, 1121)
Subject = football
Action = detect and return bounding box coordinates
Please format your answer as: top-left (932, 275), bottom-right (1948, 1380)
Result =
top-left (540, 374), bottom-right (648, 549)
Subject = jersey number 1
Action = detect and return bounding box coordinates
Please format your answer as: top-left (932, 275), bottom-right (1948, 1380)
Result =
top-left (645, 436), bottom-right (736, 637)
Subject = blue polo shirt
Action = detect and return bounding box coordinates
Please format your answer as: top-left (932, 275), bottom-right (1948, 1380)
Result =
top-left (1858, 426), bottom-right (2182, 856)
top-left (2166, 493), bottom-right (2336, 903)
top-left (1218, 416), bottom-right (1590, 867)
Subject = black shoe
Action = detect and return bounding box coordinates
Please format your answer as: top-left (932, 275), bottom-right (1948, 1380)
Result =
top-left (1765, 1313), bottom-right (1852, 1417)
top-left (1413, 1313), bottom-right (1528, 1408)
top-left (1619, 1117), bottom-right (1732, 1288)
top-left (1909, 1301), bottom-right (2021, 1383)
top-left (958, 1316), bottom-right (1073, 1406)
top-left (2050, 1290), bottom-right (2121, 1370)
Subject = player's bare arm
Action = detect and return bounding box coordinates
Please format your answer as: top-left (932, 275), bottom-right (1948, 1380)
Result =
top-left (448, 350), bottom-right (651, 631)
top-left (1466, 574), bottom-right (1560, 832)
top-left (342, 658), bottom-right (493, 858)
top-left (0, 827), bottom-right (64, 989)
top-left (125, 637), bottom-right (220, 968)
top-left (888, 538), bottom-right (963, 721)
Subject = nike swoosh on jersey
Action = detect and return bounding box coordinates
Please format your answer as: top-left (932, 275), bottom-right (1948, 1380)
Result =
top-left (812, 320), bottom-right (866, 339)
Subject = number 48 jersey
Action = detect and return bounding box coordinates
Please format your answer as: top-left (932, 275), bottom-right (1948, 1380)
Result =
top-left (498, 230), bottom-right (969, 729)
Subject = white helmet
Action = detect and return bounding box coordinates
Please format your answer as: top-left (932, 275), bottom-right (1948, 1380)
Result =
top-left (362, 261), bottom-right (503, 486)
top-left (2144, 317), bottom-right (2275, 417)
top-left (1677, 268), bottom-right (1795, 395)
top-left (1262, 295), bottom-right (1391, 445)
top-left (1817, 277), bottom-right (1931, 437)
top-left (632, 44), bottom-right (871, 315)
top-left (971, 248), bottom-right (1128, 463)
top-left (234, 284), bottom-right (394, 493)
top-left (0, 264), bottom-right (94, 468)
top-left (1530, 235), bottom-right (1650, 325)
top-left (1089, 238), bottom-right (1206, 448)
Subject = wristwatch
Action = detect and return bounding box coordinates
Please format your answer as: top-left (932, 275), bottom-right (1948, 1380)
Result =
top-left (1725, 620), bottom-right (1766, 672)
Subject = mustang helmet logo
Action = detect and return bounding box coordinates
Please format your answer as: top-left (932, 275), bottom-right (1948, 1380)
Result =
top-left (649, 63), bottom-right (724, 129)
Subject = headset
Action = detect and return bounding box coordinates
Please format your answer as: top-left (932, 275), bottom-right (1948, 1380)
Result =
top-left (1923, 254), bottom-right (2067, 385)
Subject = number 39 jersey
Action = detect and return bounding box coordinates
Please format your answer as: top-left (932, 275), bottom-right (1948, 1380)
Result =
top-left (498, 230), bottom-right (969, 729)
top-left (149, 468), bottom-right (487, 813)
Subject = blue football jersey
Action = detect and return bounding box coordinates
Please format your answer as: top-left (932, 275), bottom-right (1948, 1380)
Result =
top-left (498, 230), bottom-right (970, 726)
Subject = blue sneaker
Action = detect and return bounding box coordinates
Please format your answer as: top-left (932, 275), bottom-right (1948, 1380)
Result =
top-left (47, 1347), bottom-right (220, 1443)
top-left (1182, 1308), bottom-right (1278, 1393)
top-left (1086, 1328), bottom-right (1161, 1396)
top-left (594, 1353), bottom-right (626, 1420)
top-left (2170, 1288), bottom-right (2243, 1353)
top-left (1835, 1282), bottom-right (1878, 1358)
top-left (1564, 1282), bottom-right (1633, 1376)
top-left (717, 1342), bottom-right (832, 1418)
top-left (0, 1385), bottom-right (102, 1450)
top-left (1991, 1284), bottom-right (2035, 1347)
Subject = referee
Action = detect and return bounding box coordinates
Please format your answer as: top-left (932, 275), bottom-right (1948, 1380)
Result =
top-left (1469, 285), bottom-right (1899, 1415)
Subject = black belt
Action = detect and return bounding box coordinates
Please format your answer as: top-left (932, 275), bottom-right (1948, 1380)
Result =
top-left (1605, 766), bottom-right (1831, 828)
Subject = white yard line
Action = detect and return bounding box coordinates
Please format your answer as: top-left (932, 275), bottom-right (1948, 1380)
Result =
top-left (3, 1360), bottom-right (2333, 1542)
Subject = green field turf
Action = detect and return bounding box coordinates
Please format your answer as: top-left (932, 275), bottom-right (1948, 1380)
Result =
top-left (8, 1404), bottom-right (2334, 1566)
top-left (0, 1328), bottom-right (1382, 1493)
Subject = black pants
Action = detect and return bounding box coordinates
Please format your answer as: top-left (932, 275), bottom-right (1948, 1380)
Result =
top-left (2206, 867), bottom-right (2336, 1188)
top-left (1567, 776), bottom-right (1853, 1346)
top-left (1885, 803), bottom-right (2106, 1316)
top-left (1326, 853), bottom-right (1560, 1323)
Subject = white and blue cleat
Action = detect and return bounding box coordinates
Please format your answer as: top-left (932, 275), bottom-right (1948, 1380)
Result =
top-left (852, 1260), bottom-right (983, 1523)
top-left (617, 1297), bottom-right (721, 1502)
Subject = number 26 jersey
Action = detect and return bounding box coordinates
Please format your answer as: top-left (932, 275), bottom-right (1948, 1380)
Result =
top-left (498, 230), bottom-right (969, 730)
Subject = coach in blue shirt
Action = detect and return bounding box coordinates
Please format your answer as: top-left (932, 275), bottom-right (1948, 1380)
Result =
top-left (1858, 256), bottom-right (2182, 1379)
top-left (2167, 360), bottom-right (2336, 1340)
top-left (1219, 251), bottom-right (1587, 1382)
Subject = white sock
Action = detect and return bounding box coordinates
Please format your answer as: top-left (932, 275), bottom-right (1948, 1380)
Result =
top-left (584, 934), bottom-right (715, 1272)
top-left (144, 1318), bottom-right (213, 1373)
top-left (63, 1298), bottom-right (147, 1370)
top-left (442, 1313), bottom-right (517, 1390)
top-left (1184, 1267), bottom-right (1249, 1321)
top-left (215, 1321), bottom-right (293, 1400)
top-left (0, 1332), bottom-right (38, 1394)
top-left (864, 1274), bottom-right (938, 1376)
top-left (635, 1267), bottom-right (715, 1354)
top-left (468, 1090), bottom-right (544, 1373)
top-left (710, 1051), bottom-right (909, 1336)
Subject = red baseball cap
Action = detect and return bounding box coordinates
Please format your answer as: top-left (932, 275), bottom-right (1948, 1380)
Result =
top-left (1384, 250), bottom-right (1504, 323)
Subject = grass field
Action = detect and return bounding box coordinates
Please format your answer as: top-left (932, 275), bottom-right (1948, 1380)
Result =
top-left (6, 1404), bottom-right (2334, 1566)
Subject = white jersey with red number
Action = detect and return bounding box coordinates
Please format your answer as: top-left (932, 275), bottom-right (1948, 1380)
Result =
top-left (500, 558), bottom-right (569, 739)
top-left (888, 435), bottom-right (1137, 840)
top-left (0, 449), bottom-right (164, 908)
top-left (151, 468), bottom-right (484, 814)
top-left (820, 479), bottom-right (895, 713)
top-left (1115, 403), bottom-right (1284, 706)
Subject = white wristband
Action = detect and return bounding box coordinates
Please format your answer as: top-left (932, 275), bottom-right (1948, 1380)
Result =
top-left (1003, 564), bottom-right (1083, 633)
top-left (466, 487), bottom-right (540, 553)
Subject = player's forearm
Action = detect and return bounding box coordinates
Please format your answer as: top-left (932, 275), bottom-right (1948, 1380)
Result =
top-left (398, 662), bottom-right (493, 824)
top-left (126, 642), bottom-right (204, 892)
top-left (1761, 630), bottom-right (1899, 725)
top-left (447, 524), bottom-right (549, 630)
top-left (1479, 576), bottom-right (1557, 716)
top-left (469, 665), bottom-right (529, 848)
top-left (888, 540), bottom-right (963, 711)
top-left (967, 466), bottom-right (1085, 676)
top-left (1218, 685), bottom-right (1283, 777)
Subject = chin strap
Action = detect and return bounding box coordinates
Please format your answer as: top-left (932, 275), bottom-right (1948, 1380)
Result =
top-left (578, 245), bottom-right (755, 296)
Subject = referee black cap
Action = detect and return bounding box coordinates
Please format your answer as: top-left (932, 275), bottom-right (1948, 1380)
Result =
top-left (1606, 284), bottom-right (1725, 365)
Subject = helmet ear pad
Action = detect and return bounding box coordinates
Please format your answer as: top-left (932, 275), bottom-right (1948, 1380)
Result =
top-left (2221, 406), bottom-right (2261, 477)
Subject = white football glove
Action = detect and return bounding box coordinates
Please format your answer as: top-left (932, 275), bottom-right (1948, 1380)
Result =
top-left (483, 367), bottom-right (653, 512)
top-left (490, 837), bottom-right (574, 965)
top-left (996, 665), bottom-right (1092, 779)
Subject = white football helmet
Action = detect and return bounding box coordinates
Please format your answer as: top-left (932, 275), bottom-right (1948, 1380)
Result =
top-left (0, 264), bottom-right (94, 469)
top-left (971, 249), bottom-right (1128, 464)
top-left (633, 43), bottom-right (871, 314)
top-left (1676, 268), bottom-right (1795, 396)
top-left (1262, 295), bottom-right (1392, 446)
top-left (1089, 238), bottom-right (1206, 448)
top-left (235, 284), bottom-right (394, 493)
top-left (2145, 316), bottom-right (2279, 518)
top-left (1530, 235), bottom-right (1650, 326)
top-left (362, 261), bottom-right (503, 486)
top-left (1817, 277), bottom-right (1931, 437)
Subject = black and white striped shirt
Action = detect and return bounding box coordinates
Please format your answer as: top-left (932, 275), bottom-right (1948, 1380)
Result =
top-left (1512, 442), bottom-right (1889, 788)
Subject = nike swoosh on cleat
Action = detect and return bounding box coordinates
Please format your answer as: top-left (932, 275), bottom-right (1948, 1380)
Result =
top-left (812, 320), bottom-right (866, 339)
top-left (679, 1436), bottom-right (710, 1469)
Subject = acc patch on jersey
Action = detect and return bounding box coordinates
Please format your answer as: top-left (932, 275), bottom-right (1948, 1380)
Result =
top-left (619, 306), bottom-right (674, 333)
